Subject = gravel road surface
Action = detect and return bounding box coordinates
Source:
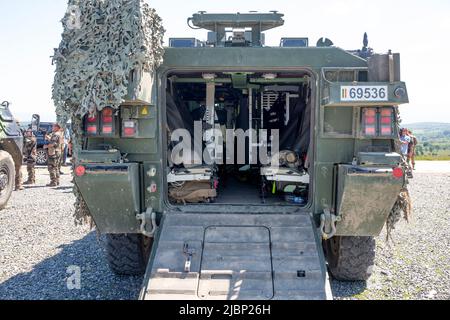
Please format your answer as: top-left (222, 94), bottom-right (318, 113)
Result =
top-left (0, 162), bottom-right (449, 300)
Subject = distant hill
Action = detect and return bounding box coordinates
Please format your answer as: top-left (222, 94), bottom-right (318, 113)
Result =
top-left (403, 123), bottom-right (450, 160)
top-left (403, 122), bottom-right (450, 133)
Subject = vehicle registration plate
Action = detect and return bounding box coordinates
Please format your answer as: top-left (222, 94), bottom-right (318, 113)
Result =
top-left (341, 86), bottom-right (388, 102)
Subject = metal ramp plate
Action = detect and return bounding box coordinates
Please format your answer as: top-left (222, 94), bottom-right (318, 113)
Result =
top-left (140, 214), bottom-right (332, 300)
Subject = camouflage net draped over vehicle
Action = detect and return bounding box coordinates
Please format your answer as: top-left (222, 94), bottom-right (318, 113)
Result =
top-left (52, 0), bottom-right (165, 226)
top-left (386, 187), bottom-right (412, 241)
top-left (386, 107), bottom-right (412, 241)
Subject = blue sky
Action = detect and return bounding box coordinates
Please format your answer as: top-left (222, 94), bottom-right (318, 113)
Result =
top-left (0, 0), bottom-right (449, 123)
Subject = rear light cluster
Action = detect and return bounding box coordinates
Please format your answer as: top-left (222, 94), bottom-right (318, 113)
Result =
top-left (380, 108), bottom-right (393, 136)
top-left (84, 107), bottom-right (140, 138)
top-left (362, 107), bottom-right (394, 137)
top-left (86, 114), bottom-right (98, 135)
top-left (101, 108), bottom-right (114, 135)
top-left (85, 107), bottom-right (116, 136)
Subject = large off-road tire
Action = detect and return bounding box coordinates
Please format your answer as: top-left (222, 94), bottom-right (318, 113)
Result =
top-left (0, 151), bottom-right (15, 210)
top-left (105, 234), bottom-right (153, 276)
top-left (324, 236), bottom-right (376, 281)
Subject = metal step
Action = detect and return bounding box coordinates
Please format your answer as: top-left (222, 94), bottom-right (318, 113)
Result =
top-left (140, 213), bottom-right (332, 300)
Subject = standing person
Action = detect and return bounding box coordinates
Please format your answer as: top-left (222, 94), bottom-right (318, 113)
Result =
top-left (407, 130), bottom-right (418, 170)
top-left (23, 128), bottom-right (37, 185)
top-left (14, 118), bottom-right (24, 191)
top-left (400, 128), bottom-right (413, 178)
top-left (44, 124), bottom-right (63, 187)
top-left (58, 126), bottom-right (66, 175)
top-left (400, 128), bottom-right (411, 158)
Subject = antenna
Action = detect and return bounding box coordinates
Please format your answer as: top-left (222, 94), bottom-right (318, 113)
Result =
top-left (363, 32), bottom-right (369, 49)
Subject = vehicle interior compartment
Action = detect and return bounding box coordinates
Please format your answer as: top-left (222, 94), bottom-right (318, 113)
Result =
top-left (165, 71), bottom-right (313, 207)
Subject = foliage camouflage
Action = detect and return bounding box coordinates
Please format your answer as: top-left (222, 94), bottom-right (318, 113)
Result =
top-left (52, 0), bottom-right (165, 225)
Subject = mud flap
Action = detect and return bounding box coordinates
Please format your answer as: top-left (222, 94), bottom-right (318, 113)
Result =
top-left (140, 213), bottom-right (332, 300)
top-left (335, 165), bottom-right (404, 236)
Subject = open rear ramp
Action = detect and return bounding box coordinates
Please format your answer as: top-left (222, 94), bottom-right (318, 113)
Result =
top-left (140, 213), bottom-right (332, 300)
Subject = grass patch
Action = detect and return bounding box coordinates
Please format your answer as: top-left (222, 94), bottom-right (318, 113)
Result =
top-left (415, 155), bottom-right (450, 161)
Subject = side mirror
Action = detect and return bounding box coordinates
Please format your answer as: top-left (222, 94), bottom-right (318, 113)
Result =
top-left (31, 114), bottom-right (40, 132)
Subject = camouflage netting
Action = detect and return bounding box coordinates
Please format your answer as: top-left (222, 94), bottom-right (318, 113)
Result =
top-left (386, 107), bottom-right (412, 241)
top-left (386, 188), bottom-right (412, 242)
top-left (52, 0), bottom-right (165, 226)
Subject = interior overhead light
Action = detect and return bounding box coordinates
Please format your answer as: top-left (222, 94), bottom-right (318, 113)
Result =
top-left (263, 73), bottom-right (278, 80)
top-left (202, 73), bottom-right (216, 80)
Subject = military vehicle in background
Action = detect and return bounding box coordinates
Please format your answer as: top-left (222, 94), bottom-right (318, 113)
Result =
top-left (0, 101), bottom-right (24, 209)
top-left (72, 12), bottom-right (409, 300)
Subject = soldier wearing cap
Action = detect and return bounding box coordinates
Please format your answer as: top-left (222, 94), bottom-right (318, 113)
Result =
top-left (44, 124), bottom-right (63, 187)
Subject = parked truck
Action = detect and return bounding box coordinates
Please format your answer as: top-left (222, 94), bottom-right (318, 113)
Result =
top-left (71, 12), bottom-right (409, 300)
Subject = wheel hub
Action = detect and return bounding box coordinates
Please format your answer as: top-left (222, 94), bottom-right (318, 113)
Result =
top-left (37, 150), bottom-right (47, 165)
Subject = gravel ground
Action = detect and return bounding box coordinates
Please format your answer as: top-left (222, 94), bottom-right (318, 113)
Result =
top-left (0, 166), bottom-right (142, 300)
top-left (0, 163), bottom-right (449, 300)
top-left (332, 164), bottom-right (450, 300)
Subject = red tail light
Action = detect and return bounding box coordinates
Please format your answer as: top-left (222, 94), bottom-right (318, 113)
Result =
top-left (123, 120), bottom-right (137, 137)
top-left (362, 107), bottom-right (395, 137)
top-left (102, 108), bottom-right (114, 123)
top-left (380, 108), bottom-right (393, 136)
top-left (363, 108), bottom-right (377, 136)
top-left (101, 107), bottom-right (115, 135)
top-left (86, 114), bottom-right (98, 135)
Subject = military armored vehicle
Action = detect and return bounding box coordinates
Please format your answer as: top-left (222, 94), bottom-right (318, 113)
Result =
top-left (0, 101), bottom-right (24, 209)
top-left (73, 12), bottom-right (409, 300)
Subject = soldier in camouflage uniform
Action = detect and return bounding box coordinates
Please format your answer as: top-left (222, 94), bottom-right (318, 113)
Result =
top-left (23, 128), bottom-right (37, 185)
top-left (45, 124), bottom-right (63, 187)
top-left (58, 127), bottom-right (66, 175)
top-left (14, 118), bottom-right (24, 191)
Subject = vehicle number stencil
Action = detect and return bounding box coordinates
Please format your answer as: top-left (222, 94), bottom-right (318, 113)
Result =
top-left (341, 86), bottom-right (388, 102)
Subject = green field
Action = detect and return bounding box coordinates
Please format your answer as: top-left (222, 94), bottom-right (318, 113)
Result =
top-left (403, 122), bottom-right (450, 161)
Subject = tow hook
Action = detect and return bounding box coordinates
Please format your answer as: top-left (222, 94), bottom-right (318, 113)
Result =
top-left (320, 209), bottom-right (341, 240)
top-left (136, 208), bottom-right (157, 238)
